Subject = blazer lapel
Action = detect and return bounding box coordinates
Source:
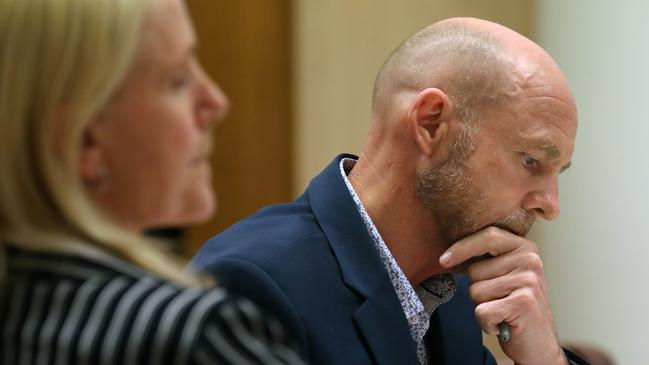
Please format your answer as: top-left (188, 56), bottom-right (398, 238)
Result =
top-left (353, 281), bottom-right (421, 365)
top-left (425, 311), bottom-right (446, 364)
top-left (307, 154), bottom-right (419, 365)
top-left (427, 275), bottom-right (488, 364)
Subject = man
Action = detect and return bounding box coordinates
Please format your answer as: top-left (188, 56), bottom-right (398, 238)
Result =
top-left (192, 18), bottom-right (587, 365)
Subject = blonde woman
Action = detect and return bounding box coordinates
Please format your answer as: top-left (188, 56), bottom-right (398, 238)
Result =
top-left (0, 0), bottom-right (304, 364)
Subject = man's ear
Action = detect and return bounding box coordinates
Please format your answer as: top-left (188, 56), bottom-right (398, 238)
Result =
top-left (408, 88), bottom-right (455, 158)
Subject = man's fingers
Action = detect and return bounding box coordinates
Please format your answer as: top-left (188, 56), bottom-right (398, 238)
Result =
top-left (474, 289), bottom-right (535, 336)
top-left (440, 226), bottom-right (536, 268)
top-left (467, 251), bottom-right (544, 281)
top-left (469, 271), bottom-right (543, 303)
top-left (475, 297), bottom-right (512, 335)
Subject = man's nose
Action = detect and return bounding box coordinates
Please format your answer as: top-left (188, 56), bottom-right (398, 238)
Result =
top-left (523, 177), bottom-right (560, 220)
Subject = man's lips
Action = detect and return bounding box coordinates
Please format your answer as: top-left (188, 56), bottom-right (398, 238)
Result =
top-left (491, 223), bottom-right (522, 237)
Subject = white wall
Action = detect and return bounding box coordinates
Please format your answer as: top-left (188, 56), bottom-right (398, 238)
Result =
top-left (536, 1), bottom-right (649, 363)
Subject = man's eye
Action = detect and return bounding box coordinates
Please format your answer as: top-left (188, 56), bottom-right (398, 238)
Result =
top-left (522, 154), bottom-right (540, 168)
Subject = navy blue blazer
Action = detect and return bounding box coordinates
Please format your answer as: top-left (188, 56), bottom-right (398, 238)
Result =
top-left (191, 155), bottom-right (586, 365)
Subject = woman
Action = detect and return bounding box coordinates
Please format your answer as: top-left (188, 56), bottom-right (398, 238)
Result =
top-left (0, 0), bottom-right (304, 364)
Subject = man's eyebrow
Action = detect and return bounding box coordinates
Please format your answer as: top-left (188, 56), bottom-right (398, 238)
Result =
top-left (536, 140), bottom-right (561, 160)
top-left (559, 161), bottom-right (571, 173)
top-left (527, 138), bottom-right (572, 172)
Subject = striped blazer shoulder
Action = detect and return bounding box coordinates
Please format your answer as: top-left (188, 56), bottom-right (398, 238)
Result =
top-left (0, 246), bottom-right (304, 365)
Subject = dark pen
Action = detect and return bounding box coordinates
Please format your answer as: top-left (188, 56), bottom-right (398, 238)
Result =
top-left (498, 322), bottom-right (511, 342)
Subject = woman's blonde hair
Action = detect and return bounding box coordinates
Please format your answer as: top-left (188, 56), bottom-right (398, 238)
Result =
top-left (0, 0), bottom-right (202, 286)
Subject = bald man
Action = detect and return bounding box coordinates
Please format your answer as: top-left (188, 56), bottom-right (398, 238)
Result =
top-left (192, 18), bottom-right (588, 365)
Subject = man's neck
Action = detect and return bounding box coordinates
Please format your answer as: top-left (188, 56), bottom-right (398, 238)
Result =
top-left (348, 153), bottom-right (451, 287)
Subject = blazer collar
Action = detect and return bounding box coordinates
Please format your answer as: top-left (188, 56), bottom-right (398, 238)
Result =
top-left (306, 154), bottom-right (420, 365)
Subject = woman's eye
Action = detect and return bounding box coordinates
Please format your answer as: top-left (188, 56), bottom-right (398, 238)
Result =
top-left (170, 66), bottom-right (193, 90)
top-left (523, 154), bottom-right (540, 168)
top-left (171, 75), bottom-right (190, 89)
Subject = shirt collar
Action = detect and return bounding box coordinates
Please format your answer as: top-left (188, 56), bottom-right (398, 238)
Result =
top-left (338, 158), bottom-right (456, 319)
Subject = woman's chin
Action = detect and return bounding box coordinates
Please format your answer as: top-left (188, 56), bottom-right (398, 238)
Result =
top-left (154, 188), bottom-right (217, 229)
top-left (184, 189), bottom-right (217, 225)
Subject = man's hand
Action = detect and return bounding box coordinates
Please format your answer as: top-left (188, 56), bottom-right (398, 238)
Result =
top-left (439, 226), bottom-right (567, 365)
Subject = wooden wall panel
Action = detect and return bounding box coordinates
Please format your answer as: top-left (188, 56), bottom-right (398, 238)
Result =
top-left (183, 0), bottom-right (292, 256)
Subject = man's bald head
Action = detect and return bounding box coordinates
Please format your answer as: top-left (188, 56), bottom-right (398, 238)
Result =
top-left (372, 18), bottom-right (565, 127)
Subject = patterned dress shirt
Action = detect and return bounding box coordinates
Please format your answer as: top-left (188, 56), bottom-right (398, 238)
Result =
top-left (340, 158), bottom-right (456, 365)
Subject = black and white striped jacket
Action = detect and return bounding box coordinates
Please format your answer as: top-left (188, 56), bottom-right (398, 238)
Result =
top-left (0, 245), bottom-right (305, 365)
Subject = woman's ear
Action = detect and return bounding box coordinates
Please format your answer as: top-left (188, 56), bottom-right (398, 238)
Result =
top-left (408, 87), bottom-right (455, 158)
top-left (50, 104), bottom-right (109, 190)
top-left (79, 119), bottom-right (110, 191)
top-left (49, 106), bottom-right (70, 159)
